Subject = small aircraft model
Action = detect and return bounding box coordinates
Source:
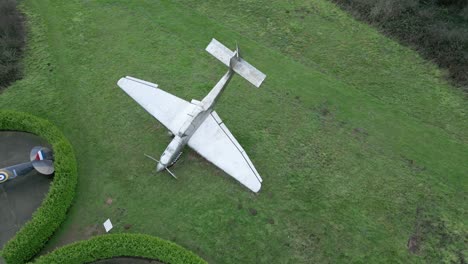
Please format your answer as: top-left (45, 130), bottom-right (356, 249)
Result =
top-left (117, 38), bottom-right (266, 192)
top-left (0, 146), bottom-right (54, 184)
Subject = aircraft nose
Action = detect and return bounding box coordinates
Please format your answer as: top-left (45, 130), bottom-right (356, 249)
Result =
top-left (156, 163), bottom-right (165, 172)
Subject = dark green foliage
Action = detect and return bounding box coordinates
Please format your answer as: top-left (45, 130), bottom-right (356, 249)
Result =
top-left (332, 0), bottom-right (468, 93)
top-left (0, 0), bottom-right (25, 89)
top-left (0, 111), bottom-right (78, 264)
top-left (30, 234), bottom-right (207, 264)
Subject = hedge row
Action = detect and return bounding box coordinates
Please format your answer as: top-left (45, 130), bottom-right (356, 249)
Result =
top-left (0, 110), bottom-right (78, 264)
top-left (331, 0), bottom-right (468, 93)
top-left (30, 234), bottom-right (207, 264)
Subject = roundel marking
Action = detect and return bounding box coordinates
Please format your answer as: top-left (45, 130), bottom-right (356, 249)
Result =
top-left (0, 170), bottom-right (9, 183)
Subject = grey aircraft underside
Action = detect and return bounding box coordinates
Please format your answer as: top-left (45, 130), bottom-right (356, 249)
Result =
top-left (117, 39), bottom-right (266, 192)
top-left (0, 146), bottom-right (54, 184)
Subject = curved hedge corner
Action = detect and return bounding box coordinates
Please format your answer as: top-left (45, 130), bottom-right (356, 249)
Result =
top-left (0, 110), bottom-right (77, 264)
top-left (30, 234), bottom-right (207, 264)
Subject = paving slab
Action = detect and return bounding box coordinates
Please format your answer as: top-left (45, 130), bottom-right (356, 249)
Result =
top-left (0, 131), bottom-right (52, 249)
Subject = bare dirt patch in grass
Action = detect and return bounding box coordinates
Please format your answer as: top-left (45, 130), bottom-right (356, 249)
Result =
top-left (408, 206), bottom-right (466, 262)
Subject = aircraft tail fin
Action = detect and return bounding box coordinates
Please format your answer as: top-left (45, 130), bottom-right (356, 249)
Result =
top-left (30, 146), bottom-right (55, 175)
top-left (205, 38), bottom-right (266, 88)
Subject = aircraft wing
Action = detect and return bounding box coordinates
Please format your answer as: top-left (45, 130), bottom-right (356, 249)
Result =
top-left (117, 76), bottom-right (193, 134)
top-left (188, 111), bottom-right (263, 192)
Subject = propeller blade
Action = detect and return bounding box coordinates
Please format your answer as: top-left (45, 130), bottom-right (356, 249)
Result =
top-left (145, 153), bottom-right (177, 179)
top-left (165, 167), bottom-right (178, 180)
top-left (144, 154), bottom-right (159, 162)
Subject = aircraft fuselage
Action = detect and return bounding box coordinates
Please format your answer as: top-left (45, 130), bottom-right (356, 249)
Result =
top-left (156, 69), bottom-right (235, 171)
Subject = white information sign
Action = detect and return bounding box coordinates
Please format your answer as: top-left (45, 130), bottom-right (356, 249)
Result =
top-left (103, 219), bottom-right (113, 233)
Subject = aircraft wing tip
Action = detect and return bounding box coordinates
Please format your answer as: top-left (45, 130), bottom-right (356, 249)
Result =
top-left (117, 76), bottom-right (128, 87)
top-left (249, 181), bottom-right (262, 193)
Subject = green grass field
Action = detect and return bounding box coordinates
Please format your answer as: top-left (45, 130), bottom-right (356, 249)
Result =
top-left (1, 0), bottom-right (467, 263)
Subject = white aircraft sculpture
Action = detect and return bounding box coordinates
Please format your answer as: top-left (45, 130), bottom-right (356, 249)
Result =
top-left (117, 38), bottom-right (266, 192)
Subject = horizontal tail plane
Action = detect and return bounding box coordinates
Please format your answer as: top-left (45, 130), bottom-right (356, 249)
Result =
top-left (205, 38), bottom-right (266, 88)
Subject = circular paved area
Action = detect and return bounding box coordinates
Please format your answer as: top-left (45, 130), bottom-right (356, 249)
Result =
top-left (0, 131), bottom-right (52, 249)
top-left (93, 257), bottom-right (163, 264)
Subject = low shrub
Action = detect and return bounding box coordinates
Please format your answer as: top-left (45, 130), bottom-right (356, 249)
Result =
top-left (0, 110), bottom-right (78, 264)
top-left (332, 0), bottom-right (468, 93)
top-left (0, 0), bottom-right (25, 89)
top-left (30, 234), bottom-right (207, 264)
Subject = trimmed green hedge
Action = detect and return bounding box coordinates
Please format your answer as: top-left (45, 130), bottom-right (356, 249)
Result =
top-left (30, 234), bottom-right (207, 264)
top-left (0, 110), bottom-right (77, 264)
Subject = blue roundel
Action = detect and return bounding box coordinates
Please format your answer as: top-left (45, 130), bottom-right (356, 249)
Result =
top-left (0, 171), bottom-right (9, 183)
